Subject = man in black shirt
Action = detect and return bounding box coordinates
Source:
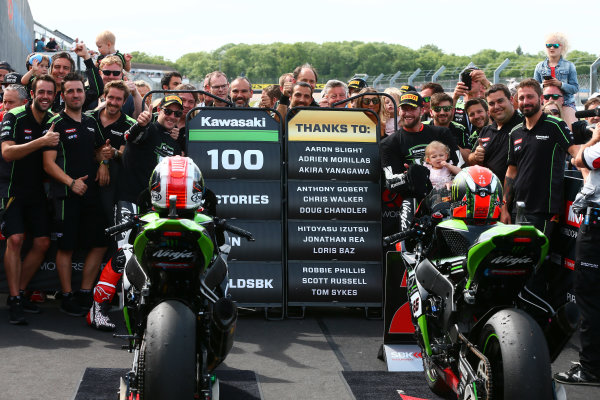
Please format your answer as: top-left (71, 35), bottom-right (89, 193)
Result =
top-left (468, 84), bottom-right (522, 183)
top-left (0, 75), bottom-right (58, 324)
top-left (501, 78), bottom-right (579, 229)
top-left (381, 92), bottom-right (461, 233)
top-left (86, 95), bottom-right (183, 330)
top-left (380, 91), bottom-right (461, 175)
top-left (86, 80), bottom-right (137, 222)
top-left (43, 73), bottom-right (112, 317)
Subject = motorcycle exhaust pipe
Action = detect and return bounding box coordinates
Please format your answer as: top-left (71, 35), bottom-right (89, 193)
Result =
top-left (544, 301), bottom-right (579, 362)
top-left (207, 297), bottom-right (238, 367)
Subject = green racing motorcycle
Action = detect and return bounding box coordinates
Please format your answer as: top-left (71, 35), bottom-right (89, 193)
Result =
top-left (384, 166), bottom-right (576, 400)
top-left (109, 156), bottom-right (254, 400)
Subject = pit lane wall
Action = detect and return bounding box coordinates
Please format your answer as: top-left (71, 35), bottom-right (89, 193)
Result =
top-left (1, 0), bottom-right (34, 73)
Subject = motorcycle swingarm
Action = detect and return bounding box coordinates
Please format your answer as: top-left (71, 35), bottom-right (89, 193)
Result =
top-left (455, 330), bottom-right (492, 400)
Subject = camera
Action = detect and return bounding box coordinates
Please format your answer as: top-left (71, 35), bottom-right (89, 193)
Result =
top-left (571, 120), bottom-right (594, 144)
top-left (460, 67), bottom-right (479, 91)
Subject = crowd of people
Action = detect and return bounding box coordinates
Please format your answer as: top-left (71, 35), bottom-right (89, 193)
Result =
top-left (1, 29), bottom-right (600, 386)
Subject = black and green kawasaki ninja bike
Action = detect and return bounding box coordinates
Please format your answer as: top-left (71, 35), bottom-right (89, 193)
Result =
top-left (384, 166), bottom-right (576, 400)
top-left (109, 156), bottom-right (254, 400)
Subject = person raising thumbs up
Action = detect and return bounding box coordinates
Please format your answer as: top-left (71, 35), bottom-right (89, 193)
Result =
top-left (42, 72), bottom-right (111, 317)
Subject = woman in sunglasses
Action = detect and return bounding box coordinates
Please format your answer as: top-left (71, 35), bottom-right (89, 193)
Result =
top-left (356, 87), bottom-right (386, 137)
top-left (533, 32), bottom-right (579, 127)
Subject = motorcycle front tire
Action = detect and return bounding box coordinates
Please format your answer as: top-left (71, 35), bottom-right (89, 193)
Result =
top-left (143, 300), bottom-right (197, 400)
top-left (480, 308), bottom-right (553, 399)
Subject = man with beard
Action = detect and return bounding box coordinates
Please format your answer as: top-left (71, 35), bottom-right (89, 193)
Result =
top-left (425, 92), bottom-right (470, 161)
top-left (290, 82), bottom-right (314, 108)
top-left (464, 98), bottom-right (490, 145)
top-left (467, 84), bottom-right (523, 183)
top-left (86, 81), bottom-right (137, 221)
top-left (381, 92), bottom-right (461, 232)
top-left (160, 71), bottom-right (182, 91)
top-left (501, 78), bottom-right (578, 231)
top-left (43, 73), bottom-right (112, 317)
top-left (98, 56), bottom-right (142, 118)
top-left (0, 75), bottom-right (58, 324)
top-left (86, 96), bottom-right (183, 330)
top-left (229, 77), bottom-right (253, 107)
top-left (50, 44), bottom-right (104, 113)
top-left (381, 91), bottom-right (461, 172)
top-left (276, 64), bottom-right (319, 120)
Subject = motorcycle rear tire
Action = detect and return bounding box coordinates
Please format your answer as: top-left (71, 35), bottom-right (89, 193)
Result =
top-left (480, 308), bottom-right (552, 399)
top-left (143, 300), bottom-right (197, 400)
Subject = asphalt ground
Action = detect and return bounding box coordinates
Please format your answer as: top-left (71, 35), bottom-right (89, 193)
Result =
top-left (1, 296), bottom-right (599, 400)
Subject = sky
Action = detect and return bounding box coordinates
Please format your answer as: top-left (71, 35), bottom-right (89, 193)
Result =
top-left (28, 0), bottom-right (599, 62)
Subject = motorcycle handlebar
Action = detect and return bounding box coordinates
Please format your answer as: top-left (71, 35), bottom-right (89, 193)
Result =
top-left (383, 228), bottom-right (417, 246)
top-left (105, 219), bottom-right (138, 237)
top-left (216, 218), bottom-right (255, 241)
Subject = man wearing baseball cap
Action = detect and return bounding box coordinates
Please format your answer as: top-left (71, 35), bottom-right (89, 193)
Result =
top-left (381, 91), bottom-right (462, 228)
top-left (347, 78), bottom-right (367, 96)
top-left (86, 94), bottom-right (184, 330)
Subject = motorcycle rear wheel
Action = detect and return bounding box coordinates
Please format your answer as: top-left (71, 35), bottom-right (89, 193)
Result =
top-left (143, 300), bottom-right (197, 400)
top-left (479, 308), bottom-right (552, 399)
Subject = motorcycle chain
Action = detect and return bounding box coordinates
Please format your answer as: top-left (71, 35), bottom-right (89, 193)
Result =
top-left (458, 332), bottom-right (492, 399)
top-left (136, 340), bottom-right (146, 400)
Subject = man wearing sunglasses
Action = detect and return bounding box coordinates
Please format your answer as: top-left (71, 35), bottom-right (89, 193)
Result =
top-left (419, 82), bottom-right (444, 122)
top-left (99, 56), bottom-right (142, 119)
top-left (86, 95), bottom-right (183, 330)
top-left (425, 92), bottom-right (471, 162)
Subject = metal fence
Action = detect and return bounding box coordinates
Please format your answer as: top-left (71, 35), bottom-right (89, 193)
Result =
top-left (356, 57), bottom-right (600, 106)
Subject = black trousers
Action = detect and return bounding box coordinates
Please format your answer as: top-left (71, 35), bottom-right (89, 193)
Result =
top-left (574, 223), bottom-right (600, 376)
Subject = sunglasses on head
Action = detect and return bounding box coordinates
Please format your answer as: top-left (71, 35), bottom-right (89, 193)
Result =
top-left (546, 108), bottom-right (560, 116)
top-left (162, 109), bottom-right (183, 117)
top-left (546, 43), bottom-right (560, 48)
top-left (362, 98), bottom-right (380, 105)
top-left (422, 96), bottom-right (431, 103)
top-left (102, 70), bottom-right (122, 76)
top-left (432, 105), bottom-right (453, 112)
top-left (543, 94), bottom-right (563, 100)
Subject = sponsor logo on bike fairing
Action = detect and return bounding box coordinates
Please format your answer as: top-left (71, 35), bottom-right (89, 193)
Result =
top-left (489, 255), bottom-right (533, 265)
top-left (152, 249), bottom-right (194, 260)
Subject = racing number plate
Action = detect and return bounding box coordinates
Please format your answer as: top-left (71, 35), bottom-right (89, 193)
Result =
top-left (410, 291), bottom-right (422, 318)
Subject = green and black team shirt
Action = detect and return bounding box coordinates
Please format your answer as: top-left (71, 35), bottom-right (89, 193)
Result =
top-left (0, 104), bottom-right (53, 199)
top-left (85, 109), bottom-right (136, 150)
top-left (117, 121), bottom-right (182, 203)
top-left (508, 113), bottom-right (574, 214)
top-left (475, 111), bottom-right (523, 184)
top-left (43, 111), bottom-right (105, 199)
top-left (380, 123), bottom-right (461, 174)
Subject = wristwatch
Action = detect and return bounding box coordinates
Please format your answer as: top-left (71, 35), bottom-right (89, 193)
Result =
top-left (101, 159), bottom-right (109, 165)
